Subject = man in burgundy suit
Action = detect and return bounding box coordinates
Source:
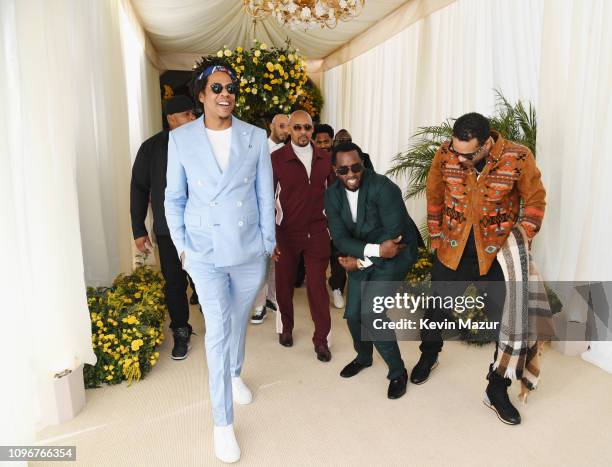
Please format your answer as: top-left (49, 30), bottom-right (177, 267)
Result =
top-left (272, 110), bottom-right (333, 362)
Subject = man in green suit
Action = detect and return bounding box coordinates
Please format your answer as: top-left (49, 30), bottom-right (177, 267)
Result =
top-left (324, 142), bottom-right (419, 399)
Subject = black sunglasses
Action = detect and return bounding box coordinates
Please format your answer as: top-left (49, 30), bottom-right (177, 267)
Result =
top-left (448, 141), bottom-right (484, 160)
top-left (209, 82), bottom-right (238, 94)
top-left (292, 123), bottom-right (313, 132)
top-left (335, 162), bottom-right (364, 176)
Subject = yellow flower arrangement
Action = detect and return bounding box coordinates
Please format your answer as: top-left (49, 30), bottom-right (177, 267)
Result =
top-left (84, 266), bottom-right (166, 388)
top-left (211, 40), bottom-right (323, 124)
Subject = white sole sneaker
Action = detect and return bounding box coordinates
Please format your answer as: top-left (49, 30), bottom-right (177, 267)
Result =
top-left (332, 290), bottom-right (345, 309)
top-left (231, 377), bottom-right (253, 405)
top-left (250, 314), bottom-right (267, 324)
top-left (483, 393), bottom-right (520, 425)
top-left (213, 424), bottom-right (240, 463)
top-left (170, 343), bottom-right (191, 361)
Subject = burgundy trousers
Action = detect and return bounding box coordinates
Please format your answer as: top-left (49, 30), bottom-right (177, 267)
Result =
top-left (275, 229), bottom-right (331, 346)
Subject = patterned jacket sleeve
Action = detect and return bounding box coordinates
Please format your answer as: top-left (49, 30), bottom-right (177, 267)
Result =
top-left (426, 147), bottom-right (445, 249)
top-left (516, 150), bottom-right (546, 239)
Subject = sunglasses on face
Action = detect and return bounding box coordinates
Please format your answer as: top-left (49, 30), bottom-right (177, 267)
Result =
top-left (335, 162), bottom-right (364, 176)
top-left (209, 82), bottom-right (238, 94)
top-left (448, 141), bottom-right (484, 160)
top-left (292, 123), bottom-right (313, 132)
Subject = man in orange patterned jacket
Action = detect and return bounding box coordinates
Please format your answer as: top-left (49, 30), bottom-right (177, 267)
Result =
top-left (411, 112), bottom-right (545, 425)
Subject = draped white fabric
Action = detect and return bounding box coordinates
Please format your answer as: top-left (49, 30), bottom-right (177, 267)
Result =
top-left (322, 0), bottom-right (543, 224)
top-left (74, 0), bottom-right (161, 287)
top-left (535, 0), bottom-right (612, 283)
top-left (534, 0), bottom-right (612, 371)
top-left (130, 0), bottom-right (408, 68)
top-left (0, 0), bottom-right (161, 440)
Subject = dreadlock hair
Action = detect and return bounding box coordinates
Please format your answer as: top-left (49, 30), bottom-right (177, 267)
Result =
top-left (189, 56), bottom-right (238, 112)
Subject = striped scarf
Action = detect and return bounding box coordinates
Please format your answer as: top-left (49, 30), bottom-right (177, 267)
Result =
top-left (494, 227), bottom-right (554, 390)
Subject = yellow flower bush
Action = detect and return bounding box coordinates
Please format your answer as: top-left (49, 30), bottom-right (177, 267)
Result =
top-left (84, 266), bottom-right (167, 388)
top-left (406, 247), bottom-right (434, 286)
top-left (212, 40), bottom-right (323, 126)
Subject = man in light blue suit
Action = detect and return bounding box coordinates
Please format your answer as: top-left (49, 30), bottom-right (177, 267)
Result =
top-left (164, 58), bottom-right (275, 464)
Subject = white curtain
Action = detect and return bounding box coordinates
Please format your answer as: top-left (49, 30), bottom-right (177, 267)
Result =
top-left (535, 0), bottom-right (612, 371)
top-left (0, 0), bottom-right (162, 444)
top-left (322, 0), bottom-right (543, 224)
top-left (119, 0), bottom-right (163, 266)
top-left (72, 0), bottom-right (133, 287)
top-left (535, 0), bottom-right (612, 283)
top-left (0, 0), bottom-right (100, 443)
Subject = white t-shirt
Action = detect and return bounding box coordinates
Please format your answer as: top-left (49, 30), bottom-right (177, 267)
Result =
top-left (345, 188), bottom-right (379, 268)
top-left (268, 137), bottom-right (284, 154)
top-left (206, 127), bottom-right (232, 172)
top-left (291, 141), bottom-right (313, 178)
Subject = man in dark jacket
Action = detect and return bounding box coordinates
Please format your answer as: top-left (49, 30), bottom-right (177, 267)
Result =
top-left (324, 142), bottom-right (419, 399)
top-left (272, 110), bottom-right (334, 362)
top-left (130, 95), bottom-right (196, 360)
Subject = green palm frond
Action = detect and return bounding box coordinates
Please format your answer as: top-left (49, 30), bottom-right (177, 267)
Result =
top-left (386, 120), bottom-right (453, 199)
top-left (418, 218), bottom-right (431, 250)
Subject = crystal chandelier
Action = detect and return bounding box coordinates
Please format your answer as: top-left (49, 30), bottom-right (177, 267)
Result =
top-left (243, 1), bottom-right (366, 30)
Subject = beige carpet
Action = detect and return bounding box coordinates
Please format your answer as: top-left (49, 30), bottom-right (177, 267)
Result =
top-left (36, 287), bottom-right (612, 466)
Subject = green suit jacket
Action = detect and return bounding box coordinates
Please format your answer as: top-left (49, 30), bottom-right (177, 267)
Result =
top-left (324, 169), bottom-right (419, 319)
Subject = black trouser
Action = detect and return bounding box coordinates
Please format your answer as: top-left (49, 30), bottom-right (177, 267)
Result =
top-left (188, 275), bottom-right (198, 303)
top-left (328, 242), bottom-right (347, 292)
top-left (156, 235), bottom-right (193, 331)
top-left (419, 232), bottom-right (505, 361)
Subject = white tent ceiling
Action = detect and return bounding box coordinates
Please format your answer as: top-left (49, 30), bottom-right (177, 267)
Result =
top-left (131, 0), bottom-right (410, 68)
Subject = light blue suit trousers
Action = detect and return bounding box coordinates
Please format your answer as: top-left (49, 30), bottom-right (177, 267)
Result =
top-left (165, 115), bottom-right (275, 426)
top-left (185, 257), bottom-right (266, 426)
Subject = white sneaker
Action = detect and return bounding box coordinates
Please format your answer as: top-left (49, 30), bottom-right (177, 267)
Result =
top-left (213, 424), bottom-right (240, 463)
top-left (332, 289), bottom-right (345, 309)
top-left (231, 377), bottom-right (253, 405)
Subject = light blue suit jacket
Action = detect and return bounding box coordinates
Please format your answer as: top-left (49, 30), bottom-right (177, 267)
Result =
top-left (164, 115), bottom-right (276, 268)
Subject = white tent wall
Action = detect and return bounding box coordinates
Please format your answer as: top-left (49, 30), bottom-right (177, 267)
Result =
top-left (535, 0), bottom-right (612, 283)
top-left (535, 0), bottom-right (612, 370)
top-left (0, 0), bottom-right (162, 443)
top-left (322, 0), bottom-right (543, 230)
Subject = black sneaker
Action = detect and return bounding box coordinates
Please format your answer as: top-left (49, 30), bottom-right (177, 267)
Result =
top-left (483, 369), bottom-right (521, 425)
top-left (250, 306), bottom-right (267, 324)
top-left (171, 326), bottom-right (191, 360)
top-left (265, 299), bottom-right (277, 312)
top-left (410, 353), bottom-right (439, 385)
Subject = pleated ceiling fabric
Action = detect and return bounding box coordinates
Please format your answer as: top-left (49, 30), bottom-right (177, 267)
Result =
top-left (131, 0), bottom-right (409, 68)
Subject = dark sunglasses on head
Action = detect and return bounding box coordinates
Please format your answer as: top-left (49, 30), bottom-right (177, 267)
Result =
top-left (335, 162), bottom-right (364, 176)
top-left (448, 141), bottom-right (484, 160)
top-left (292, 123), bottom-right (313, 132)
top-left (209, 82), bottom-right (238, 94)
